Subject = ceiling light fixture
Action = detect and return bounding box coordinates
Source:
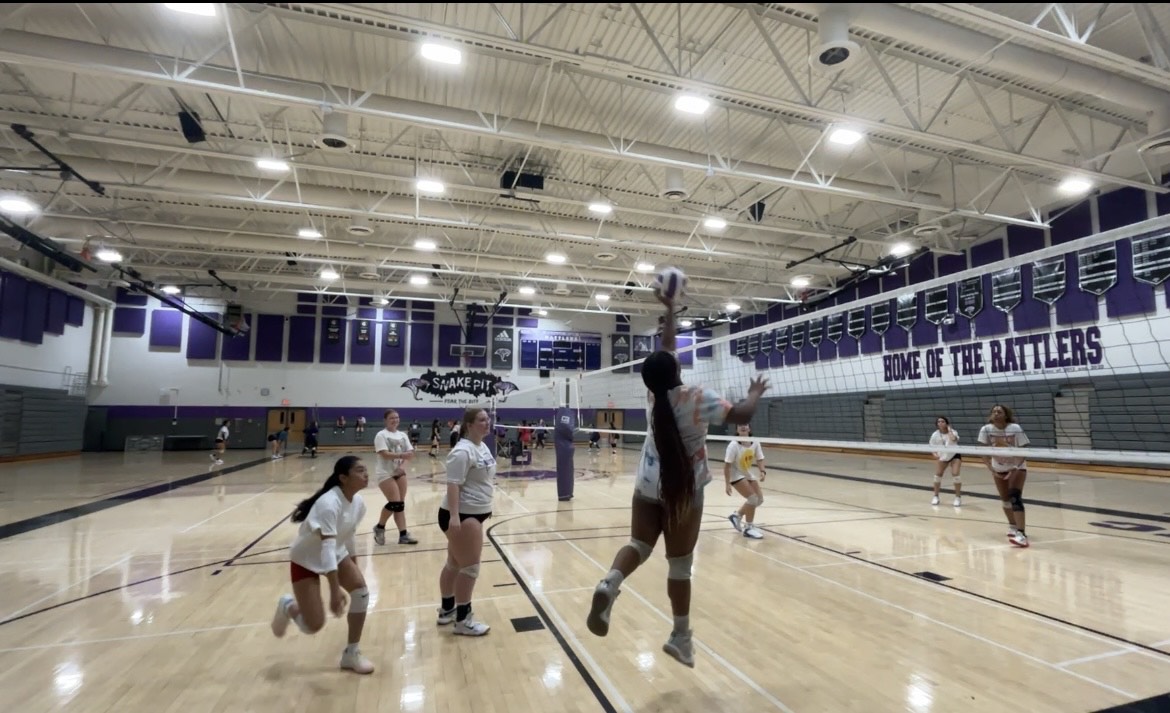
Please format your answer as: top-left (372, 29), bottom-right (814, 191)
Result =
top-left (420, 42), bottom-right (462, 66)
top-left (535, 309), bottom-right (548, 316)
top-left (790, 276), bottom-right (811, 288)
top-left (95, 248), bottom-right (123, 263)
top-left (413, 238), bottom-right (437, 251)
top-left (255, 158), bottom-right (290, 173)
top-left (297, 227), bottom-right (322, 239)
top-left (674, 95), bottom-right (711, 115)
top-left (320, 268), bottom-right (339, 281)
top-left (416, 178), bottom-right (445, 194)
top-left (0, 196), bottom-right (37, 214)
top-left (546, 252), bottom-right (567, 264)
top-left (596, 293), bottom-right (611, 302)
top-left (635, 262), bottom-right (655, 273)
top-left (828, 127), bottom-right (864, 146)
top-left (160, 285), bottom-right (182, 295)
top-left (890, 241), bottom-right (914, 257)
top-left (702, 216), bottom-right (727, 231)
top-left (519, 286), bottom-right (536, 295)
top-left (587, 201), bottom-right (613, 215)
top-left (725, 302), bottom-right (741, 312)
top-left (1058, 176), bottom-right (1093, 195)
top-left (409, 274), bottom-right (429, 286)
top-left (163, 3), bottom-right (216, 17)
top-left (680, 319), bottom-right (693, 327)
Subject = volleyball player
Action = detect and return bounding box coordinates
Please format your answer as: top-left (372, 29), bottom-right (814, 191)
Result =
top-left (586, 290), bottom-right (768, 667)
top-left (436, 407), bottom-right (496, 636)
top-left (270, 455), bottom-right (375, 674)
top-left (929, 416), bottom-right (962, 507)
top-left (977, 404), bottom-right (1030, 547)
top-left (373, 409), bottom-right (418, 546)
top-left (209, 419), bottom-right (231, 464)
top-left (724, 424), bottom-right (767, 539)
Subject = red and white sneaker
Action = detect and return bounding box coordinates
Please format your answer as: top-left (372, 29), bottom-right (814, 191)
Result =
top-left (1009, 532), bottom-right (1029, 548)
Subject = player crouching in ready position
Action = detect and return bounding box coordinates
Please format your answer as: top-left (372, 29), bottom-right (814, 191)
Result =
top-left (725, 424), bottom-right (767, 539)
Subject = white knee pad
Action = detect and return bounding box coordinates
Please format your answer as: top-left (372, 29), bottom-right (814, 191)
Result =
top-left (951, 475), bottom-right (961, 483)
top-left (348, 586), bottom-right (369, 614)
top-left (745, 493), bottom-right (763, 507)
top-left (667, 552), bottom-right (694, 580)
top-left (932, 475), bottom-right (942, 484)
top-left (459, 562), bottom-right (481, 579)
top-left (1002, 501), bottom-right (1012, 511)
top-left (628, 538), bottom-right (653, 564)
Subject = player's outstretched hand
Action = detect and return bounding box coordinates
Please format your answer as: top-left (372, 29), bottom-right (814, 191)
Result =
top-left (747, 375), bottom-right (769, 398)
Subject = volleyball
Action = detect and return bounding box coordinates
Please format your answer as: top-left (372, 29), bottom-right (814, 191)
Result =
top-left (653, 266), bottom-right (687, 301)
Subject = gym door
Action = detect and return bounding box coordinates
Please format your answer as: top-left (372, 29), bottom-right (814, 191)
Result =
top-left (267, 408), bottom-right (307, 446)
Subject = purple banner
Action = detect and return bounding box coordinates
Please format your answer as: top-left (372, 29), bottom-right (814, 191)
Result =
top-left (150, 309), bottom-right (183, 348)
top-left (255, 314), bottom-right (285, 362)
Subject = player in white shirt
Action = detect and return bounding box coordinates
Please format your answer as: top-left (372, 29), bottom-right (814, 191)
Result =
top-left (209, 419), bottom-right (231, 464)
top-left (724, 424), bottom-right (767, 539)
top-left (373, 409), bottom-right (418, 545)
top-left (977, 404), bottom-right (1031, 548)
top-left (586, 289), bottom-right (767, 668)
top-left (928, 416), bottom-right (963, 507)
top-left (269, 455), bottom-right (375, 674)
top-left (436, 407), bottom-right (497, 636)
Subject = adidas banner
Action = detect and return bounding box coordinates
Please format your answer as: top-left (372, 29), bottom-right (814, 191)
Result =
top-left (491, 327), bottom-right (513, 371)
top-left (612, 333), bottom-right (632, 373)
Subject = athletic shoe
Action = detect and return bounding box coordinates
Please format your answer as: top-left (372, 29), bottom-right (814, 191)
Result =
top-left (454, 614), bottom-right (490, 636)
top-left (209, 453), bottom-right (216, 462)
top-left (339, 647), bottom-right (375, 674)
top-left (663, 630), bottom-right (695, 668)
top-left (214, 459), bottom-right (224, 465)
top-left (436, 607), bottom-right (457, 625)
top-left (953, 496), bottom-right (962, 507)
top-left (930, 495), bottom-right (940, 506)
top-left (372, 526), bottom-right (385, 546)
top-left (398, 532), bottom-right (418, 545)
top-left (586, 580), bottom-right (620, 637)
top-left (271, 594), bottom-right (294, 638)
top-left (1007, 527), bottom-right (1019, 540)
top-left (728, 513), bottom-right (743, 532)
top-left (742, 526), bottom-right (764, 539)
top-left (1009, 532), bottom-right (1029, 548)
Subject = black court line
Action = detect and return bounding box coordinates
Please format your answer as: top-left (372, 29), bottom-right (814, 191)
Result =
top-left (764, 462), bottom-right (1170, 525)
top-left (212, 510), bottom-right (292, 575)
top-left (752, 521), bottom-right (1170, 661)
top-left (486, 514), bottom-right (617, 713)
top-left (0, 457), bottom-right (270, 541)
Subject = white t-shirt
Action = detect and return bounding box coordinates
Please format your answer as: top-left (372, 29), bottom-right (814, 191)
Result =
top-left (288, 486), bottom-right (366, 573)
top-left (216, 425), bottom-right (229, 441)
top-left (929, 429), bottom-right (960, 462)
top-left (724, 440), bottom-right (765, 482)
top-left (977, 423), bottom-right (1030, 473)
top-left (442, 439), bottom-right (496, 515)
top-left (635, 385), bottom-right (732, 501)
top-left (374, 429), bottom-right (413, 481)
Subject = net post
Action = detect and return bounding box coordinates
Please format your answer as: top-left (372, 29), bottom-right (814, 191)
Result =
top-left (554, 380), bottom-right (577, 501)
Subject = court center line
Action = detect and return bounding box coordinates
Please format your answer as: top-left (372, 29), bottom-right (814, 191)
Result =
top-left (710, 532), bottom-right (1136, 700)
top-left (0, 555), bottom-right (130, 623)
top-left (179, 486), bottom-right (278, 534)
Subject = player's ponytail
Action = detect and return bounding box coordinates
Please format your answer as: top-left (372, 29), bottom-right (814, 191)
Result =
top-left (642, 351), bottom-right (692, 526)
top-left (291, 455), bottom-right (360, 523)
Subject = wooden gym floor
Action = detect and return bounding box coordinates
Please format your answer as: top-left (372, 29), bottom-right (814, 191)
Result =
top-left (1, 445), bottom-right (1169, 712)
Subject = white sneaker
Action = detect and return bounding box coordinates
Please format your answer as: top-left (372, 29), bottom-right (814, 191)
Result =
top-left (453, 614), bottom-right (490, 636)
top-left (373, 526), bottom-right (386, 546)
top-left (930, 495), bottom-right (940, 506)
top-left (728, 512), bottom-right (743, 532)
top-left (436, 607), bottom-right (456, 625)
top-left (1007, 527), bottom-right (1019, 539)
top-left (663, 630), bottom-right (694, 668)
top-left (339, 647), bottom-right (375, 674)
top-left (1009, 532), bottom-right (1030, 548)
top-left (586, 580), bottom-right (619, 637)
top-left (953, 496), bottom-right (962, 507)
top-left (742, 526), bottom-right (764, 539)
top-left (209, 453), bottom-right (216, 462)
top-left (271, 594), bottom-right (293, 638)
top-left (215, 459), bottom-right (224, 465)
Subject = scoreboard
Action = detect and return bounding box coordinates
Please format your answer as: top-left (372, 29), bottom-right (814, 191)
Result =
top-left (519, 330), bottom-right (602, 371)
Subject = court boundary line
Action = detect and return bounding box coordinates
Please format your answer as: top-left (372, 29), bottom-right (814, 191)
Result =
top-left (0, 457), bottom-right (271, 541)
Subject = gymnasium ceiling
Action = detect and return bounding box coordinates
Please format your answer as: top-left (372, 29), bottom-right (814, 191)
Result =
top-left (0, 3), bottom-right (1168, 320)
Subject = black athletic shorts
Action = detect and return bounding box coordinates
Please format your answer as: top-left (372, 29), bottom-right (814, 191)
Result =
top-left (437, 507), bottom-right (491, 532)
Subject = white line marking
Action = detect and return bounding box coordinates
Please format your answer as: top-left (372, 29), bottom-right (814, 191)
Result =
top-left (180, 486), bottom-right (278, 533)
top-left (1, 556), bottom-right (130, 623)
top-left (1055, 648), bottom-right (1139, 667)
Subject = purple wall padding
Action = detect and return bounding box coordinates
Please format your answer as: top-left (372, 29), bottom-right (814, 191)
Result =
top-left (1055, 252), bottom-right (1100, 325)
top-left (149, 309), bottom-right (184, 348)
top-left (940, 284), bottom-right (972, 344)
top-left (438, 324), bottom-right (462, 367)
top-left (287, 316), bottom-right (316, 363)
top-left (297, 292), bottom-right (317, 303)
top-left (356, 307), bottom-right (377, 319)
top-left (1014, 264), bottom-right (1050, 333)
top-left (467, 326), bottom-right (487, 369)
top-left (860, 304), bottom-right (883, 355)
top-left (881, 273), bottom-right (908, 351)
top-left (911, 295), bottom-right (938, 347)
top-left (112, 307), bottom-right (146, 336)
top-left (116, 287), bottom-right (148, 306)
top-left (383, 307), bottom-right (407, 321)
top-left (322, 306), bottom-right (347, 317)
top-left (21, 281), bottom-right (47, 345)
top-left (65, 296), bottom-right (84, 327)
top-left (255, 314), bottom-right (285, 362)
top-left (380, 321), bottom-right (406, 366)
top-left (970, 238), bottom-right (1004, 267)
top-left (319, 318), bottom-right (346, 364)
top-left (1007, 225), bottom-right (1046, 257)
top-left (492, 315), bottom-right (511, 326)
top-left (908, 253), bottom-right (934, 285)
top-left (350, 319), bottom-right (375, 365)
top-left (678, 335), bottom-right (695, 367)
top-left (938, 253), bottom-right (967, 276)
top-left (409, 323), bottom-right (434, 366)
top-left (1050, 201), bottom-right (1093, 244)
top-left (45, 289), bottom-right (67, 335)
top-left (1098, 187), bottom-right (1149, 232)
top-left (296, 305), bottom-right (317, 315)
top-left (1, 273), bottom-right (28, 340)
top-left (185, 312), bottom-right (220, 360)
top-left (696, 328), bottom-right (713, 358)
top-left (1105, 238), bottom-right (1155, 318)
top-left (221, 314), bottom-right (252, 360)
top-left (974, 275), bottom-right (1009, 337)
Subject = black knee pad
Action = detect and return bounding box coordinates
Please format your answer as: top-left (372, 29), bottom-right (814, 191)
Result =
top-left (1009, 489), bottom-right (1024, 512)
top-left (384, 501), bottom-right (405, 513)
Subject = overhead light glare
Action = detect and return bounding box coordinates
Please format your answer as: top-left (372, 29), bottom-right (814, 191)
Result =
top-left (1058, 176), bottom-right (1093, 195)
top-left (725, 302), bottom-right (741, 312)
top-left (674, 95), bottom-right (711, 115)
top-left (95, 249), bottom-right (123, 263)
top-left (409, 274), bottom-right (430, 286)
top-left (890, 241), bottom-right (914, 257)
top-left (160, 285), bottom-right (181, 295)
top-left (546, 252), bottom-right (567, 264)
top-left (255, 158), bottom-right (290, 172)
top-left (297, 227), bottom-right (322, 239)
top-left (0, 197), bottom-right (37, 214)
top-left (421, 42), bottom-right (462, 65)
top-left (596, 293), bottom-right (611, 302)
top-left (164, 3), bottom-right (216, 17)
top-left (702, 216), bottom-right (727, 230)
top-left (320, 268), bottom-right (339, 281)
top-left (791, 276), bottom-right (811, 288)
top-left (828, 127), bottom-right (864, 146)
top-left (416, 178), bottom-right (445, 194)
top-left (413, 238), bottom-right (437, 251)
top-left (519, 285), bottom-right (536, 295)
top-left (635, 262), bottom-right (655, 273)
top-left (587, 201), bottom-right (612, 215)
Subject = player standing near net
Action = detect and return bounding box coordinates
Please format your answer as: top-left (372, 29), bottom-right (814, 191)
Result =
top-left (270, 455), bottom-right (375, 674)
top-left (210, 419), bottom-right (231, 464)
top-left (929, 416), bottom-right (962, 507)
top-left (724, 424), bottom-right (767, 539)
top-left (586, 277), bottom-right (768, 667)
top-left (436, 407), bottom-right (496, 636)
top-left (373, 409), bottom-right (418, 546)
top-left (977, 404), bottom-right (1030, 548)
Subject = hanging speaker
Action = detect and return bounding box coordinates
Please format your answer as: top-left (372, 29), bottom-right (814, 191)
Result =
top-left (178, 110), bottom-right (206, 144)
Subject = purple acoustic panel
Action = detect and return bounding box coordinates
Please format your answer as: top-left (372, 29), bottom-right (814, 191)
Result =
top-left (149, 309), bottom-right (184, 348)
top-left (185, 312), bottom-right (220, 360)
top-left (357, 307), bottom-right (377, 319)
top-left (938, 253), bottom-right (967, 277)
top-left (255, 314), bottom-right (285, 362)
top-left (1014, 264), bottom-right (1050, 333)
top-left (492, 315), bottom-right (512, 326)
top-left (857, 275), bottom-right (880, 298)
top-left (1007, 225), bottom-right (1046, 257)
top-left (65, 296), bottom-right (84, 327)
top-left (696, 328), bottom-right (713, 358)
top-left (678, 335), bottom-right (695, 368)
top-left (112, 307), bottom-right (146, 336)
top-left (1105, 238), bottom-right (1155, 318)
top-left (438, 324), bottom-right (462, 368)
top-left (319, 317), bottom-right (346, 364)
top-left (21, 281), bottom-right (47, 345)
top-left (221, 314), bottom-right (252, 360)
top-left (409, 322), bottom-right (434, 367)
top-left (940, 284), bottom-right (972, 344)
top-left (296, 305), bottom-right (317, 315)
top-left (1, 273), bottom-right (28, 340)
top-left (116, 287), bottom-right (148, 306)
top-left (1050, 201), bottom-right (1093, 245)
top-left (321, 306), bottom-right (348, 317)
top-left (467, 325), bottom-right (488, 369)
top-left (45, 289), bottom-right (67, 335)
top-left (286, 315), bottom-right (316, 363)
top-left (911, 293), bottom-right (938, 348)
top-left (382, 307), bottom-right (407, 321)
top-left (297, 292), bottom-right (318, 304)
top-left (974, 274), bottom-right (1009, 337)
top-left (970, 238), bottom-right (1004, 268)
top-left (350, 319), bottom-right (375, 365)
top-left (860, 304), bottom-right (883, 355)
top-left (517, 318), bottom-right (539, 328)
top-left (1055, 252), bottom-right (1100, 325)
top-left (1097, 187), bottom-right (1149, 233)
top-left (908, 253), bottom-right (934, 285)
top-left (380, 320), bottom-right (405, 366)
